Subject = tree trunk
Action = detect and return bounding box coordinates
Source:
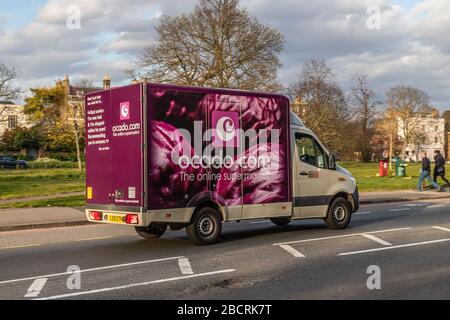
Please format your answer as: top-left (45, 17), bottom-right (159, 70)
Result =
top-left (73, 127), bottom-right (82, 172)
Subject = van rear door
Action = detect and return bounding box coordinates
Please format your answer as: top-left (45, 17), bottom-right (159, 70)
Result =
top-left (85, 84), bottom-right (145, 212)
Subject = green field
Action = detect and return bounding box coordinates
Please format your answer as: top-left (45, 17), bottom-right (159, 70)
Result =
top-left (0, 168), bottom-right (85, 201)
top-left (0, 162), bottom-right (431, 209)
top-left (341, 162), bottom-right (423, 192)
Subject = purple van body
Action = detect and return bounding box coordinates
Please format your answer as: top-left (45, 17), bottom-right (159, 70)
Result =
top-left (85, 84), bottom-right (291, 213)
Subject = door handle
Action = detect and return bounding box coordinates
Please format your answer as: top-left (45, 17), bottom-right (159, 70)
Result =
top-left (299, 171), bottom-right (309, 176)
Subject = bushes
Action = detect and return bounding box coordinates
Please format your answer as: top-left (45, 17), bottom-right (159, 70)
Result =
top-left (27, 158), bottom-right (84, 169)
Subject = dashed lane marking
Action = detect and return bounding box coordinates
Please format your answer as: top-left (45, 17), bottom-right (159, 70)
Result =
top-left (355, 211), bottom-right (372, 215)
top-left (35, 269), bottom-right (236, 300)
top-left (24, 278), bottom-right (47, 298)
top-left (178, 258), bottom-right (194, 275)
top-left (273, 227), bottom-right (411, 246)
top-left (360, 234), bottom-right (392, 246)
top-left (0, 256), bottom-right (185, 285)
top-left (338, 238), bottom-right (450, 256)
top-left (432, 226), bottom-right (450, 233)
top-left (425, 205), bottom-right (446, 209)
top-left (279, 245), bottom-right (305, 258)
top-left (389, 208), bottom-right (411, 212)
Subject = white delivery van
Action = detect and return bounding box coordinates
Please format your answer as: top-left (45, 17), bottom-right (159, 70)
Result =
top-left (85, 83), bottom-right (359, 245)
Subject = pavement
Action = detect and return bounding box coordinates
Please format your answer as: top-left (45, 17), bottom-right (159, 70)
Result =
top-left (0, 197), bottom-right (449, 299)
top-left (1, 189), bottom-right (450, 232)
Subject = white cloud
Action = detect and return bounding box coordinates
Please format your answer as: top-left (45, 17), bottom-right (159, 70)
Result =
top-left (0, 0), bottom-right (449, 109)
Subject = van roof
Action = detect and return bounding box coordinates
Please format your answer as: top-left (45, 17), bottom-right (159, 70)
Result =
top-left (87, 82), bottom-right (290, 102)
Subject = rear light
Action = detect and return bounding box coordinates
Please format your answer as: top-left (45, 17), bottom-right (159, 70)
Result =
top-left (89, 211), bottom-right (102, 221)
top-left (125, 214), bottom-right (139, 225)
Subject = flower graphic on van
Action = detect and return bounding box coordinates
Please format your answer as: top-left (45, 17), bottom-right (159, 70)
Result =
top-left (120, 102), bottom-right (130, 120)
top-left (212, 111), bottom-right (239, 147)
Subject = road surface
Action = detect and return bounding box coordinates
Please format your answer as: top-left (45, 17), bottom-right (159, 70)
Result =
top-left (0, 198), bottom-right (449, 300)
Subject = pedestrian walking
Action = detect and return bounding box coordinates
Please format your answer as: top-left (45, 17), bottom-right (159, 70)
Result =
top-left (417, 152), bottom-right (440, 192)
top-left (433, 150), bottom-right (450, 187)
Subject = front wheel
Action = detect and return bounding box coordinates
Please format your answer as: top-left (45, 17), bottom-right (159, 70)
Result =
top-left (325, 197), bottom-right (352, 229)
top-left (135, 224), bottom-right (166, 240)
top-left (186, 207), bottom-right (222, 245)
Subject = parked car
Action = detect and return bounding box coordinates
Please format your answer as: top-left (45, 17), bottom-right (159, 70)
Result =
top-left (0, 155), bottom-right (28, 169)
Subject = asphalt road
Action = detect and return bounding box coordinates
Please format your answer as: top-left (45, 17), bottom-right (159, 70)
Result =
top-left (0, 198), bottom-right (449, 300)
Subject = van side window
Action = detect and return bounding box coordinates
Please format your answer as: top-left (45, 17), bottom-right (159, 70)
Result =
top-left (295, 133), bottom-right (328, 169)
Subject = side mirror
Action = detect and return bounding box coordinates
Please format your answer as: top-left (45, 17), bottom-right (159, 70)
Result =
top-left (329, 154), bottom-right (337, 170)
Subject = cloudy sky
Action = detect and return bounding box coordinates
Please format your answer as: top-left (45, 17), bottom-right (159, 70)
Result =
top-left (1, 0), bottom-right (449, 110)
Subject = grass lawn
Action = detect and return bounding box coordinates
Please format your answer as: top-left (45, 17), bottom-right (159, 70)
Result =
top-left (341, 162), bottom-right (423, 192)
top-left (0, 195), bottom-right (85, 209)
top-left (0, 168), bottom-right (85, 201)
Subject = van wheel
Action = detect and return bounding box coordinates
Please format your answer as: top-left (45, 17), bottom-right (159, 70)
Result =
top-left (325, 197), bottom-right (351, 229)
top-left (135, 224), bottom-right (166, 239)
top-left (270, 217), bottom-right (291, 226)
top-left (186, 207), bottom-right (222, 245)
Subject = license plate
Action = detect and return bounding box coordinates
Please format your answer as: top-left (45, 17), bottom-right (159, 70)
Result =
top-left (108, 214), bottom-right (124, 224)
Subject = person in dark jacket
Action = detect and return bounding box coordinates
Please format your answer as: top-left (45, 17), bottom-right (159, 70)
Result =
top-left (417, 152), bottom-right (440, 191)
top-left (433, 150), bottom-right (450, 187)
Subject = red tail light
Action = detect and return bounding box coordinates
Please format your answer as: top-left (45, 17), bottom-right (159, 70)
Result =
top-left (89, 211), bottom-right (102, 221)
top-left (125, 214), bottom-right (139, 225)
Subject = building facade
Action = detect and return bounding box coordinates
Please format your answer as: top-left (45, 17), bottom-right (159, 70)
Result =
top-left (0, 101), bottom-right (29, 137)
top-left (398, 116), bottom-right (445, 162)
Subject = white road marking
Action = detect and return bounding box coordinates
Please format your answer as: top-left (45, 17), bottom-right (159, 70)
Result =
top-left (279, 245), bottom-right (305, 258)
top-left (432, 226), bottom-right (450, 233)
top-left (249, 221), bottom-right (271, 225)
top-left (0, 244), bottom-right (41, 250)
top-left (178, 258), bottom-right (194, 275)
top-left (35, 269), bottom-right (236, 300)
top-left (75, 236), bottom-right (113, 242)
top-left (274, 227), bottom-right (411, 246)
top-left (338, 238), bottom-right (450, 256)
top-left (360, 234), bottom-right (392, 246)
top-left (389, 208), bottom-right (411, 212)
top-left (355, 211), bottom-right (372, 215)
top-left (425, 205), bottom-right (446, 209)
top-left (0, 256), bottom-right (184, 285)
top-left (24, 278), bottom-right (47, 298)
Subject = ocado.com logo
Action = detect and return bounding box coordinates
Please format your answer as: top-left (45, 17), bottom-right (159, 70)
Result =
top-left (112, 123), bottom-right (140, 132)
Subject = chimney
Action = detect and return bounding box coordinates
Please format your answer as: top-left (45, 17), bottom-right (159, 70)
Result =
top-left (103, 74), bottom-right (111, 90)
top-left (62, 74), bottom-right (70, 94)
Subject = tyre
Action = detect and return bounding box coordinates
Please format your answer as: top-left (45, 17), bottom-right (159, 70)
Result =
top-left (270, 217), bottom-right (291, 226)
top-left (325, 197), bottom-right (352, 229)
top-left (18, 163), bottom-right (26, 170)
top-left (186, 207), bottom-right (222, 245)
top-left (135, 224), bottom-right (166, 239)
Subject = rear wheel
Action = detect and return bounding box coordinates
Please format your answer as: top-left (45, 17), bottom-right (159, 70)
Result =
top-left (270, 217), bottom-right (291, 226)
top-left (135, 224), bottom-right (166, 239)
top-left (186, 207), bottom-right (222, 245)
top-left (325, 197), bottom-right (352, 229)
top-left (18, 163), bottom-right (26, 169)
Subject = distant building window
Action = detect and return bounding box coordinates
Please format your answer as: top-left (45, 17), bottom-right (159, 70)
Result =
top-left (435, 137), bottom-right (438, 143)
top-left (435, 125), bottom-right (438, 131)
top-left (7, 115), bottom-right (18, 129)
top-left (422, 125), bottom-right (425, 131)
top-left (76, 91), bottom-right (84, 97)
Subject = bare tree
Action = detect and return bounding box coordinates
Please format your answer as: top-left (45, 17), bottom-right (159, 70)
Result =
top-left (0, 63), bottom-right (21, 121)
top-left (350, 75), bottom-right (381, 162)
top-left (133, 0), bottom-right (285, 91)
top-left (289, 60), bottom-right (350, 153)
top-left (386, 86), bottom-right (432, 158)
